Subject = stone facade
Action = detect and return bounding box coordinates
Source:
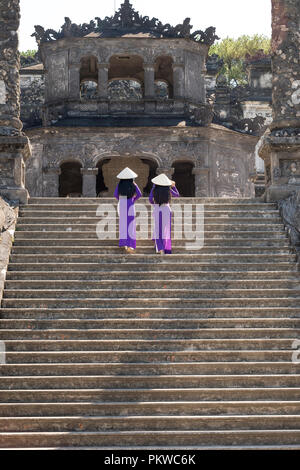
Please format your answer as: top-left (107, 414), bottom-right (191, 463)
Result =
top-left (0, 0), bottom-right (30, 203)
top-left (25, 125), bottom-right (256, 198)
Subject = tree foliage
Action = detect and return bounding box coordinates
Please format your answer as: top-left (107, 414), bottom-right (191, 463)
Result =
top-left (209, 35), bottom-right (271, 87)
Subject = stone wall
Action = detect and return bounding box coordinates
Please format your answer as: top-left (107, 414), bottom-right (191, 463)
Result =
top-left (20, 76), bottom-right (44, 128)
top-left (0, 197), bottom-right (17, 305)
top-left (25, 125), bottom-right (256, 198)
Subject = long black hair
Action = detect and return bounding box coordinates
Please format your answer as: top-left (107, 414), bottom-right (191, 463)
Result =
top-left (118, 179), bottom-right (136, 199)
top-left (153, 185), bottom-right (171, 206)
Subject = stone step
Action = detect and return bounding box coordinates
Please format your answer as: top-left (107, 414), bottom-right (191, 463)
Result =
top-left (5, 276), bottom-right (300, 295)
top-left (13, 230), bottom-right (288, 239)
top-left (1, 362), bottom-right (300, 377)
top-left (4, 288), bottom-right (300, 300)
top-left (10, 246), bottom-right (294, 255)
top-left (0, 401), bottom-right (300, 417)
top-left (0, 374), bottom-right (299, 390)
top-left (8, 262), bottom-right (296, 272)
top-left (15, 225), bottom-right (286, 234)
top-left (18, 217), bottom-right (283, 225)
top-left (1, 387), bottom-right (299, 403)
top-left (26, 197), bottom-right (275, 204)
top-left (3, 298), bottom-right (299, 309)
top-left (4, 279), bottom-right (300, 290)
top-left (2, 415), bottom-right (300, 433)
top-left (2, 350), bottom-right (296, 363)
top-left (8, 254), bottom-right (297, 264)
top-left (19, 210), bottom-right (280, 218)
top-left (0, 337), bottom-right (296, 349)
top-left (1, 307), bottom-right (299, 319)
top-left (1, 429), bottom-right (300, 448)
top-left (6, 271), bottom-right (299, 281)
top-left (13, 238), bottom-right (290, 247)
top-left (0, 318), bottom-right (298, 331)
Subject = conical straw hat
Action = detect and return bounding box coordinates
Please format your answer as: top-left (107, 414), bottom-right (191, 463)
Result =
top-left (151, 174), bottom-right (172, 186)
top-left (117, 167), bottom-right (138, 179)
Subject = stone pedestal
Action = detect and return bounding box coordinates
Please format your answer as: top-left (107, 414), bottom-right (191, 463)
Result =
top-left (193, 167), bottom-right (210, 197)
top-left (81, 168), bottom-right (98, 197)
top-left (0, 0), bottom-right (31, 204)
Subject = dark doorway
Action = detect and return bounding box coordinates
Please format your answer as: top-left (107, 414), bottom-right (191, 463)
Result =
top-left (96, 159), bottom-right (110, 196)
top-left (59, 162), bottom-right (83, 197)
top-left (141, 159), bottom-right (158, 196)
top-left (172, 161), bottom-right (195, 197)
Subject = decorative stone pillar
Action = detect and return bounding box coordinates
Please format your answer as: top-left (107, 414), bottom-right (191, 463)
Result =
top-left (156, 167), bottom-right (175, 179)
top-left (172, 64), bottom-right (185, 99)
top-left (98, 64), bottom-right (109, 99)
top-left (0, 0), bottom-right (30, 204)
top-left (193, 168), bottom-right (210, 197)
top-left (258, 0), bottom-right (300, 201)
top-left (81, 168), bottom-right (98, 197)
top-left (144, 64), bottom-right (155, 99)
top-left (43, 167), bottom-right (61, 197)
top-left (69, 64), bottom-right (80, 100)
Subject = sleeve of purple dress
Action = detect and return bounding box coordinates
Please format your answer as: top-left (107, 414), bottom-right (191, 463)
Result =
top-left (133, 184), bottom-right (142, 202)
top-left (114, 184), bottom-right (119, 201)
top-left (171, 186), bottom-right (180, 198)
top-left (149, 185), bottom-right (155, 205)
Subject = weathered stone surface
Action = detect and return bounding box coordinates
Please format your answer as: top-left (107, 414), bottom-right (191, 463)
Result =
top-left (278, 190), bottom-right (300, 261)
top-left (25, 125), bottom-right (256, 198)
top-left (0, 196), bottom-right (17, 305)
top-left (271, 0), bottom-right (300, 130)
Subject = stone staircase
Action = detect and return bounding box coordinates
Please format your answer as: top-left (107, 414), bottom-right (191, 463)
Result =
top-left (0, 196), bottom-right (300, 449)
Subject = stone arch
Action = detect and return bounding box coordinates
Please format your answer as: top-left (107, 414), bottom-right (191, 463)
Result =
top-left (108, 54), bottom-right (144, 86)
top-left (80, 55), bottom-right (99, 94)
top-left (172, 160), bottom-right (195, 197)
top-left (59, 160), bottom-right (83, 197)
top-left (154, 55), bottom-right (174, 99)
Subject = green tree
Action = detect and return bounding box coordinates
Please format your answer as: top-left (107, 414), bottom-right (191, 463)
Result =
top-left (209, 35), bottom-right (271, 87)
top-left (20, 49), bottom-right (38, 58)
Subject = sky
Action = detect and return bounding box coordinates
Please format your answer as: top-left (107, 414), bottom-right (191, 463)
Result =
top-left (19, 0), bottom-right (272, 52)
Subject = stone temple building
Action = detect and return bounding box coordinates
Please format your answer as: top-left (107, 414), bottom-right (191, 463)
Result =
top-left (19, 0), bottom-right (267, 199)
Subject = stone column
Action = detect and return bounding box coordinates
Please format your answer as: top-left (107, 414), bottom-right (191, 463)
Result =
top-left (0, 0), bottom-right (30, 204)
top-left (193, 168), bottom-right (210, 197)
top-left (156, 167), bottom-right (175, 179)
top-left (172, 64), bottom-right (185, 99)
top-left (144, 64), bottom-right (155, 99)
top-left (69, 64), bottom-right (80, 100)
top-left (98, 64), bottom-right (109, 99)
top-left (258, 0), bottom-right (300, 201)
top-left (81, 168), bottom-right (98, 197)
top-left (43, 168), bottom-right (61, 197)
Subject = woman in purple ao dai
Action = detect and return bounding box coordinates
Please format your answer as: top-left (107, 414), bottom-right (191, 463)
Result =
top-left (149, 173), bottom-right (180, 255)
top-left (114, 167), bottom-right (142, 253)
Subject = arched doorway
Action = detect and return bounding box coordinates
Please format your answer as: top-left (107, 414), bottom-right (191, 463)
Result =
top-left (141, 159), bottom-right (158, 195)
top-left (172, 161), bottom-right (195, 197)
top-left (59, 161), bottom-right (83, 197)
top-left (96, 159), bottom-right (110, 196)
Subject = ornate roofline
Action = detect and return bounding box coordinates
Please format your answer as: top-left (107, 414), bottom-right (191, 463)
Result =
top-left (32, 0), bottom-right (219, 46)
